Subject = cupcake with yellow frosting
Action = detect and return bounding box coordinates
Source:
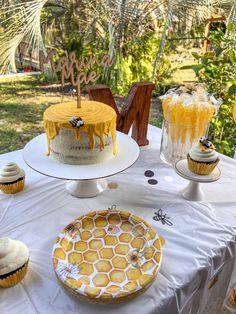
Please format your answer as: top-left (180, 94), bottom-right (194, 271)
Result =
top-left (187, 136), bottom-right (219, 175)
top-left (0, 238), bottom-right (29, 288)
top-left (0, 162), bottom-right (25, 194)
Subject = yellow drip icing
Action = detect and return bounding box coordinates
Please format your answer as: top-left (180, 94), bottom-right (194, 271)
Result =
top-left (43, 101), bottom-right (117, 156)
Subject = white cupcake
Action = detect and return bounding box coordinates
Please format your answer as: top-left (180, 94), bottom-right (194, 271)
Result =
top-left (0, 238), bottom-right (29, 288)
top-left (0, 162), bottom-right (25, 194)
top-left (187, 137), bottom-right (219, 175)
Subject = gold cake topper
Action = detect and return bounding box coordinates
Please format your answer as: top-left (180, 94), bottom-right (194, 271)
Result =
top-left (39, 50), bottom-right (115, 108)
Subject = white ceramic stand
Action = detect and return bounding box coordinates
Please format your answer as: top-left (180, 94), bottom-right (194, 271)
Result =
top-left (175, 159), bottom-right (221, 201)
top-left (65, 179), bottom-right (107, 198)
top-left (181, 181), bottom-right (205, 201)
top-left (23, 132), bottom-right (139, 198)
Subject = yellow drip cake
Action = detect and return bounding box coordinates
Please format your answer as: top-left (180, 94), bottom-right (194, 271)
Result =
top-left (43, 101), bottom-right (117, 165)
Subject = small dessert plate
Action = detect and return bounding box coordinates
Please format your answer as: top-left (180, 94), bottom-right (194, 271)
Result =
top-left (175, 159), bottom-right (221, 183)
top-left (52, 209), bottom-right (163, 303)
top-left (175, 159), bottom-right (221, 201)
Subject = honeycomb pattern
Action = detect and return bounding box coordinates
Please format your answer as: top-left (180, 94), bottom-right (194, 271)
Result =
top-left (52, 209), bottom-right (163, 302)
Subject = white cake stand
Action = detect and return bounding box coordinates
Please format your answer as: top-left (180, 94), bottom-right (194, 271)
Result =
top-left (23, 132), bottom-right (140, 198)
top-left (174, 159), bottom-right (221, 201)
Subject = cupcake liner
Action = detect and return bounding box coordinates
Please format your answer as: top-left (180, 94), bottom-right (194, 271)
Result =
top-left (229, 289), bottom-right (236, 308)
top-left (0, 262), bottom-right (28, 288)
top-left (187, 155), bottom-right (219, 175)
top-left (0, 177), bottom-right (25, 194)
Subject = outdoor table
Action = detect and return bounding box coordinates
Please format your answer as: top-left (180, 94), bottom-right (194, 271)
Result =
top-left (0, 125), bottom-right (236, 314)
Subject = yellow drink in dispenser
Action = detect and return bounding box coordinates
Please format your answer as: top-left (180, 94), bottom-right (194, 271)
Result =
top-left (160, 85), bottom-right (219, 165)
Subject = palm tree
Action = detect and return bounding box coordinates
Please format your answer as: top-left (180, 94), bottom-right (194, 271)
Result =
top-left (0, 0), bottom-right (48, 73)
top-left (0, 0), bottom-right (235, 75)
top-left (151, 0), bottom-right (236, 77)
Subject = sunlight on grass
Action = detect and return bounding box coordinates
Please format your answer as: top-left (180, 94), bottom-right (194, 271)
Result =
top-left (0, 76), bottom-right (70, 153)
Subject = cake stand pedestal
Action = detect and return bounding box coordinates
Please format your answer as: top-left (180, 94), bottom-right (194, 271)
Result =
top-left (23, 132), bottom-right (139, 198)
top-left (174, 159), bottom-right (221, 201)
top-left (65, 179), bottom-right (107, 198)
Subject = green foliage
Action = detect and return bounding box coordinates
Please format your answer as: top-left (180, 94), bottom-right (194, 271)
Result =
top-left (61, 35), bottom-right (84, 59)
top-left (182, 24), bottom-right (236, 157)
top-left (210, 99), bottom-right (235, 156)
top-left (53, 34), bottom-right (111, 90)
top-left (36, 71), bottom-right (58, 83)
top-left (112, 32), bottom-right (158, 94)
top-left (57, 31), bottom-right (177, 96)
top-left (154, 55), bottom-right (176, 95)
top-left (112, 32), bottom-right (176, 95)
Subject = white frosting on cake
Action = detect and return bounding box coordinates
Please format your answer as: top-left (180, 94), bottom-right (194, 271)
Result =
top-left (189, 142), bottom-right (218, 163)
top-left (0, 162), bottom-right (25, 183)
top-left (0, 238), bottom-right (29, 275)
top-left (50, 129), bottom-right (113, 165)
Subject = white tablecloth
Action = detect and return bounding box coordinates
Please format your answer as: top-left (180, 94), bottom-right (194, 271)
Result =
top-left (0, 125), bottom-right (236, 314)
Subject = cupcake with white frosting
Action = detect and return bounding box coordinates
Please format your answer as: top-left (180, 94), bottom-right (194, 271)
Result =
top-left (0, 238), bottom-right (29, 288)
top-left (0, 162), bottom-right (25, 194)
top-left (187, 136), bottom-right (219, 175)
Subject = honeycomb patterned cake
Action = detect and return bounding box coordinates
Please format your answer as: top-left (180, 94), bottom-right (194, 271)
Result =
top-left (52, 209), bottom-right (163, 303)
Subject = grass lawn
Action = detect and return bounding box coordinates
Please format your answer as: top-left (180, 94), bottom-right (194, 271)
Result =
top-left (0, 76), bottom-right (76, 154)
top-left (0, 76), bottom-right (163, 154)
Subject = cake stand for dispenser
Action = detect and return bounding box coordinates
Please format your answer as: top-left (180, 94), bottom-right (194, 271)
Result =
top-left (174, 159), bottom-right (221, 201)
top-left (23, 132), bottom-right (139, 198)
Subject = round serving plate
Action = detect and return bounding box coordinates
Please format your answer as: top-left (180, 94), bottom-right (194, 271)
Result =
top-left (23, 132), bottom-right (140, 197)
top-left (175, 159), bottom-right (221, 183)
top-left (23, 132), bottom-right (139, 180)
top-left (52, 209), bottom-right (163, 303)
top-left (174, 159), bottom-right (221, 201)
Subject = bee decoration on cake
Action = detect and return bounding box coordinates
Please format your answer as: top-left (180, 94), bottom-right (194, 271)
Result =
top-left (199, 136), bottom-right (215, 150)
top-left (69, 117), bottom-right (84, 128)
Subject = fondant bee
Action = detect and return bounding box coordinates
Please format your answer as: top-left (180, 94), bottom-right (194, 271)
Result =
top-left (200, 136), bottom-right (214, 149)
top-left (69, 116), bottom-right (84, 128)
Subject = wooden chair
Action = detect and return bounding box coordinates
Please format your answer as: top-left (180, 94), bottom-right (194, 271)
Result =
top-left (86, 82), bottom-right (154, 146)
